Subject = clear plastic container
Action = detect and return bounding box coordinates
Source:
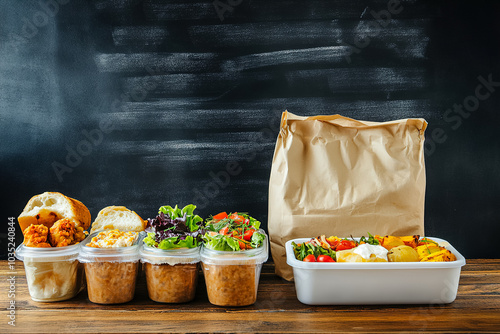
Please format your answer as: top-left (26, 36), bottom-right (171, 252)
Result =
top-left (78, 231), bottom-right (142, 304)
top-left (15, 243), bottom-right (84, 302)
top-left (286, 237), bottom-right (466, 305)
top-left (140, 245), bottom-right (200, 303)
top-left (200, 232), bottom-right (268, 307)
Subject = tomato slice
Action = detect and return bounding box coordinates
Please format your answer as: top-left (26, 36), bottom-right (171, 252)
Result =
top-left (317, 255), bottom-right (335, 262)
top-left (213, 212), bottom-right (228, 220)
top-left (303, 254), bottom-right (316, 262)
top-left (243, 229), bottom-right (255, 241)
top-left (336, 240), bottom-right (357, 251)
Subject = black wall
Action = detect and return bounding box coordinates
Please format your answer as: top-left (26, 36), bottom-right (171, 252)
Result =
top-left (1, 0), bottom-right (499, 258)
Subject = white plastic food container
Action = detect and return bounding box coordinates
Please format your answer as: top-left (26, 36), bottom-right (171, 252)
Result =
top-left (200, 232), bottom-right (269, 307)
top-left (286, 237), bottom-right (466, 305)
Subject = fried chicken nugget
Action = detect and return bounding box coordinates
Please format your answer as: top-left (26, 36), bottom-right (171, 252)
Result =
top-left (49, 218), bottom-right (86, 247)
top-left (23, 224), bottom-right (52, 248)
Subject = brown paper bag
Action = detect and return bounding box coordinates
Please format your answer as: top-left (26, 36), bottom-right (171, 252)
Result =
top-left (268, 111), bottom-right (428, 280)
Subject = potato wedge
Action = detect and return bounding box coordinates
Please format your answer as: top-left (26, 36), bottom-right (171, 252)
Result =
top-left (416, 244), bottom-right (442, 261)
top-left (400, 235), bottom-right (420, 248)
top-left (420, 249), bottom-right (457, 262)
top-left (380, 236), bottom-right (405, 250)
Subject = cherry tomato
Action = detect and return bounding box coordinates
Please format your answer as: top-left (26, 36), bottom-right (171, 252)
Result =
top-left (336, 240), bottom-right (357, 251)
top-left (303, 254), bottom-right (316, 262)
top-left (243, 229), bottom-right (255, 241)
top-left (213, 212), bottom-right (228, 220)
top-left (317, 255), bottom-right (335, 262)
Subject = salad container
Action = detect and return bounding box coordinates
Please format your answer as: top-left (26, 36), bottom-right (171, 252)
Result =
top-left (78, 231), bottom-right (142, 304)
top-left (286, 237), bottom-right (466, 305)
top-left (201, 232), bottom-right (269, 307)
top-left (140, 245), bottom-right (200, 303)
top-left (15, 243), bottom-right (85, 302)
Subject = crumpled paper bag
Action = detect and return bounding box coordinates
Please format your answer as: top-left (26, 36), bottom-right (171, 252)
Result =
top-left (268, 111), bottom-right (427, 280)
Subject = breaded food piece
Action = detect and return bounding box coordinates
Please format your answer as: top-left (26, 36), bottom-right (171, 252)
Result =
top-left (49, 219), bottom-right (86, 247)
top-left (23, 224), bottom-right (52, 248)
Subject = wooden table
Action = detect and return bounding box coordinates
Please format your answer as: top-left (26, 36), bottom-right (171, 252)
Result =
top-left (1, 260), bottom-right (499, 333)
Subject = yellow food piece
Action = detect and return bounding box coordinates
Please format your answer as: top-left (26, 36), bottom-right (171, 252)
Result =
top-left (416, 244), bottom-right (442, 261)
top-left (380, 236), bottom-right (405, 250)
top-left (87, 230), bottom-right (138, 248)
top-left (420, 249), bottom-right (457, 262)
top-left (387, 245), bottom-right (419, 262)
top-left (319, 234), bottom-right (457, 263)
top-left (400, 235), bottom-right (420, 248)
top-left (336, 250), bottom-right (388, 262)
top-left (417, 237), bottom-right (439, 247)
top-left (326, 236), bottom-right (342, 246)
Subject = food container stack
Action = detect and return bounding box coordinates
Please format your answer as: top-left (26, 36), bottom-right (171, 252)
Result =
top-left (15, 193), bottom-right (269, 307)
top-left (14, 192), bottom-right (92, 302)
top-left (140, 246), bottom-right (200, 303)
top-left (79, 230), bottom-right (142, 304)
top-left (15, 243), bottom-right (85, 302)
top-left (201, 212), bottom-right (268, 307)
top-left (140, 204), bottom-right (204, 303)
top-left (201, 235), bottom-right (268, 306)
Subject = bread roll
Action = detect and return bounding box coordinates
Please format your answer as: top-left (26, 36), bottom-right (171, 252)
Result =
top-left (90, 206), bottom-right (146, 234)
top-left (18, 192), bottom-right (91, 232)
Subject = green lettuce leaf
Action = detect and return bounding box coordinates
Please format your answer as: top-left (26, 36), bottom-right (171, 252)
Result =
top-left (250, 232), bottom-right (266, 249)
top-left (143, 232), bottom-right (158, 247)
top-left (144, 233), bottom-right (199, 249)
top-left (292, 241), bottom-right (336, 261)
top-left (157, 236), bottom-right (198, 249)
top-left (203, 234), bottom-right (241, 251)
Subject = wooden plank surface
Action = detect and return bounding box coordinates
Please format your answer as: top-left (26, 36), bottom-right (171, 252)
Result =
top-left (1, 260), bottom-right (499, 333)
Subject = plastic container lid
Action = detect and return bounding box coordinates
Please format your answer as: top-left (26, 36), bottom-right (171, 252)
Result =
top-left (200, 232), bottom-right (269, 265)
top-left (78, 231), bottom-right (144, 263)
top-left (139, 244), bottom-right (201, 265)
top-left (15, 242), bottom-right (80, 262)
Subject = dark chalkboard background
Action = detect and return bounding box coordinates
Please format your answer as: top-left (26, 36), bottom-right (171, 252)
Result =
top-left (1, 0), bottom-right (499, 259)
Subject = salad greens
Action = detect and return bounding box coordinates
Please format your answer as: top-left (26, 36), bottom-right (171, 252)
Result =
top-left (159, 204), bottom-right (203, 232)
top-left (358, 232), bottom-right (379, 246)
top-left (143, 204), bottom-right (204, 249)
top-left (202, 212), bottom-right (266, 251)
top-left (292, 241), bottom-right (336, 261)
top-left (203, 234), bottom-right (241, 251)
